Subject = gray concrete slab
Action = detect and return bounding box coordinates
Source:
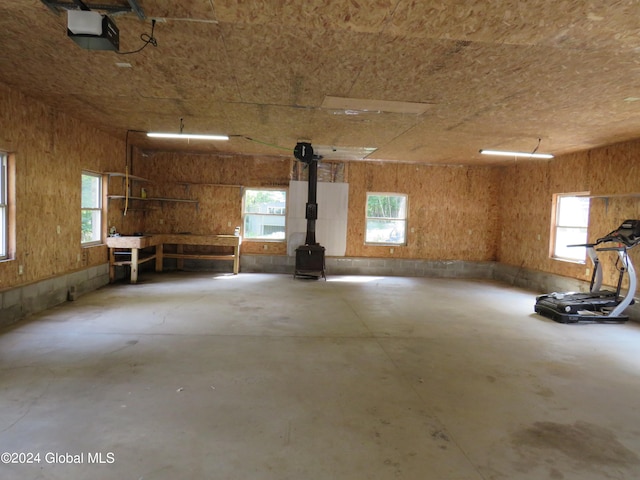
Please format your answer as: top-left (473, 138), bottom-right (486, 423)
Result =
top-left (1, 272), bottom-right (639, 479)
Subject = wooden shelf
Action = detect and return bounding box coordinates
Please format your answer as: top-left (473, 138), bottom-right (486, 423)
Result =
top-left (148, 197), bottom-right (198, 203)
top-left (175, 182), bottom-right (242, 188)
top-left (112, 255), bottom-right (156, 267)
top-left (153, 180), bottom-right (242, 188)
top-left (107, 172), bottom-right (199, 217)
top-left (108, 195), bottom-right (144, 200)
top-left (163, 253), bottom-right (236, 260)
top-left (105, 172), bottom-right (150, 183)
top-left (588, 193), bottom-right (640, 199)
top-left (107, 195), bottom-right (198, 204)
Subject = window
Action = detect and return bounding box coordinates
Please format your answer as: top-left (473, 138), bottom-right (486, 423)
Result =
top-left (0, 153), bottom-right (7, 259)
top-left (243, 189), bottom-right (287, 240)
top-left (552, 194), bottom-right (590, 262)
top-left (81, 172), bottom-right (102, 245)
top-left (365, 193), bottom-right (408, 244)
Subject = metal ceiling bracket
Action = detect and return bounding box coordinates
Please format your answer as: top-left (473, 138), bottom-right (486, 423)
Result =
top-left (72, 0), bottom-right (91, 11)
top-left (40, 0), bottom-right (144, 18)
top-left (40, 0), bottom-right (62, 15)
top-left (126, 0), bottom-right (145, 20)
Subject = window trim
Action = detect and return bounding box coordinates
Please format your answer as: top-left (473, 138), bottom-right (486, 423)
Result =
top-left (0, 153), bottom-right (8, 260)
top-left (81, 171), bottom-right (104, 246)
top-left (242, 187), bottom-right (288, 242)
top-left (0, 152), bottom-right (16, 262)
top-left (550, 192), bottom-right (590, 263)
top-left (364, 192), bottom-right (408, 246)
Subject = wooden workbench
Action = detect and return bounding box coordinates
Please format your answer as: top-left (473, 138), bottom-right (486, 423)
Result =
top-left (106, 234), bottom-right (241, 283)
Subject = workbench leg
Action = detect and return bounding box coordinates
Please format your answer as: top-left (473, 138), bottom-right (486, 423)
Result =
top-left (177, 244), bottom-right (184, 270)
top-left (155, 244), bottom-right (163, 272)
top-left (131, 248), bottom-right (139, 284)
top-left (233, 246), bottom-right (239, 274)
top-left (109, 248), bottom-right (116, 283)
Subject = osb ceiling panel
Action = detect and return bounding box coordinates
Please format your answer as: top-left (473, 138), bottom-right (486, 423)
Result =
top-left (1, 0), bottom-right (640, 165)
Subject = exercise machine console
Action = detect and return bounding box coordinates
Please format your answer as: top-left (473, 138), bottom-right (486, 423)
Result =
top-left (534, 219), bottom-right (640, 323)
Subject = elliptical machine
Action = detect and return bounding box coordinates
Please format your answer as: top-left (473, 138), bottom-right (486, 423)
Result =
top-left (534, 219), bottom-right (640, 323)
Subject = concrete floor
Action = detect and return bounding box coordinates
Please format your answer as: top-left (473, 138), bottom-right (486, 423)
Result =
top-left (1, 272), bottom-right (640, 480)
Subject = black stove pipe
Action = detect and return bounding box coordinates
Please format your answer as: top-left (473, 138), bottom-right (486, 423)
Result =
top-left (293, 142), bottom-right (326, 280)
top-left (305, 158), bottom-right (318, 245)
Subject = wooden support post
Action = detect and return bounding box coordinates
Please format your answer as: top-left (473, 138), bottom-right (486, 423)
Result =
top-left (233, 244), bottom-right (239, 274)
top-left (155, 244), bottom-right (163, 272)
top-left (109, 248), bottom-right (116, 282)
top-left (130, 248), bottom-right (139, 284)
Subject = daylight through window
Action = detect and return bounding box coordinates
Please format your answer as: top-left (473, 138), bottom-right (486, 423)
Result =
top-left (243, 189), bottom-right (287, 240)
top-left (365, 193), bottom-right (407, 245)
top-left (81, 172), bottom-right (102, 245)
top-left (552, 194), bottom-right (590, 262)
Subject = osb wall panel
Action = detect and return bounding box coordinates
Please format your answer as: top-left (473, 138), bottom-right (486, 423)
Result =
top-left (133, 151), bottom-right (292, 255)
top-left (346, 162), bottom-right (501, 260)
top-left (587, 142), bottom-right (639, 196)
top-left (0, 82), bottom-right (123, 290)
top-left (498, 138), bottom-right (640, 288)
top-left (496, 161), bottom-right (557, 272)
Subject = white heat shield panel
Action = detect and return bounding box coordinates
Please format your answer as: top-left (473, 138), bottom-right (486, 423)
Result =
top-left (287, 181), bottom-right (348, 257)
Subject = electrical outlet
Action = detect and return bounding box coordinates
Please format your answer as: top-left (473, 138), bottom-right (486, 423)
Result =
top-left (18, 265), bottom-right (24, 275)
top-left (56, 225), bottom-right (61, 234)
top-left (228, 221), bottom-right (232, 227)
top-left (390, 247), bottom-right (394, 254)
top-left (263, 244), bottom-right (268, 250)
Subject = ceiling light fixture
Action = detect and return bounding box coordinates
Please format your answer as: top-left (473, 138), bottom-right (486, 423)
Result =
top-left (147, 132), bottom-right (229, 141)
top-left (147, 118), bottom-right (229, 141)
top-left (479, 138), bottom-right (553, 159)
top-left (479, 149), bottom-right (553, 159)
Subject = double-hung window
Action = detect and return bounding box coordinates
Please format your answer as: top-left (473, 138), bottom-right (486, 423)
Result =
top-left (243, 189), bottom-right (287, 240)
top-left (365, 193), bottom-right (408, 245)
top-left (552, 193), bottom-right (590, 262)
top-left (0, 153), bottom-right (7, 259)
top-left (81, 172), bottom-right (103, 245)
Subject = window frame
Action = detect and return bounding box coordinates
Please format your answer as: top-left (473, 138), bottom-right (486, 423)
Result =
top-left (0, 153), bottom-right (7, 259)
top-left (364, 192), bottom-right (408, 246)
top-left (242, 187), bottom-right (288, 242)
top-left (81, 171), bottom-right (103, 246)
top-left (550, 192), bottom-right (590, 263)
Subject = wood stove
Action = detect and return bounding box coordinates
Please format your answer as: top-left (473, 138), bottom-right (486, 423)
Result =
top-left (293, 142), bottom-right (326, 279)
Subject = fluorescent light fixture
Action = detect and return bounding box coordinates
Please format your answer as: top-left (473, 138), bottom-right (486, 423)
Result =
top-left (147, 132), bottom-right (229, 141)
top-left (479, 149), bottom-right (553, 159)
